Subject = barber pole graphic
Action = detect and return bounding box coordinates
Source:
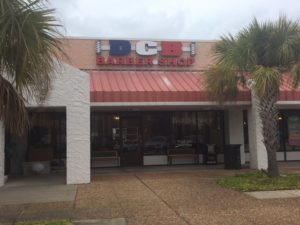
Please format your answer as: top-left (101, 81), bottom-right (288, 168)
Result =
top-left (96, 40), bottom-right (101, 55)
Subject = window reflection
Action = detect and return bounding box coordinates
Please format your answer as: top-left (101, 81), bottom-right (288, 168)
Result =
top-left (197, 111), bottom-right (224, 153)
top-left (91, 111), bottom-right (225, 157)
top-left (27, 111), bottom-right (66, 166)
top-left (143, 113), bottom-right (171, 155)
top-left (91, 113), bottom-right (121, 152)
top-left (172, 112), bottom-right (197, 149)
top-left (279, 111), bottom-right (300, 152)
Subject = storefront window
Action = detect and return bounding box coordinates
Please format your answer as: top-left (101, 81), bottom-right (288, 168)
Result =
top-left (280, 111), bottom-right (300, 152)
top-left (27, 111), bottom-right (66, 164)
top-left (171, 112), bottom-right (197, 150)
top-left (91, 113), bottom-right (121, 152)
top-left (92, 111), bottom-right (225, 156)
top-left (143, 113), bottom-right (171, 155)
top-left (197, 111), bottom-right (224, 153)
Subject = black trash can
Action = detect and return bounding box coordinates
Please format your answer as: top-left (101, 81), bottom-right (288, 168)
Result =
top-left (223, 144), bottom-right (241, 169)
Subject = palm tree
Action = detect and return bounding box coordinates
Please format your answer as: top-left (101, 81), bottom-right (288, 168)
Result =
top-left (0, 0), bottom-right (62, 135)
top-left (205, 16), bottom-right (300, 177)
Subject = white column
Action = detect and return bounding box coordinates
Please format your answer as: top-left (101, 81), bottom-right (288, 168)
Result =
top-left (66, 104), bottom-right (90, 184)
top-left (228, 108), bottom-right (245, 165)
top-left (0, 121), bottom-right (5, 187)
top-left (247, 93), bottom-right (268, 169)
top-left (27, 62), bottom-right (91, 184)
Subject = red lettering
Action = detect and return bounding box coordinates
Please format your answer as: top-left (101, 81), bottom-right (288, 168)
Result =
top-left (177, 58), bottom-right (186, 66)
top-left (159, 58), bottom-right (166, 66)
top-left (126, 57), bottom-right (134, 65)
top-left (146, 58), bottom-right (153, 65)
top-left (161, 42), bottom-right (182, 56)
top-left (136, 57), bottom-right (144, 65)
top-left (167, 58), bottom-right (177, 66)
top-left (96, 56), bottom-right (105, 65)
top-left (115, 57), bottom-right (125, 65)
top-left (187, 57), bottom-right (194, 65)
top-left (106, 57), bottom-right (115, 65)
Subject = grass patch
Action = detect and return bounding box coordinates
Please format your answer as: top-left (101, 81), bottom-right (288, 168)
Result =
top-left (217, 171), bottom-right (300, 192)
top-left (15, 220), bottom-right (72, 225)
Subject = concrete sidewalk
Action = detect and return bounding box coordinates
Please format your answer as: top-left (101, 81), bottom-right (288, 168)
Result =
top-left (246, 190), bottom-right (300, 199)
top-left (0, 184), bottom-right (77, 205)
top-left (0, 174), bottom-right (77, 205)
top-left (0, 174), bottom-right (76, 223)
top-left (0, 165), bottom-right (300, 225)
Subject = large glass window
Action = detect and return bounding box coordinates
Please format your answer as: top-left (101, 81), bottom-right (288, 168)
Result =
top-left (171, 112), bottom-right (197, 149)
top-left (91, 113), bottom-right (121, 152)
top-left (143, 113), bottom-right (171, 155)
top-left (27, 111), bottom-right (66, 164)
top-left (279, 111), bottom-right (300, 152)
top-left (197, 111), bottom-right (224, 153)
top-left (91, 111), bottom-right (225, 156)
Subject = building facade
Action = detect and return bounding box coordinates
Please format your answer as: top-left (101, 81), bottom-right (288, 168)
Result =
top-left (1, 38), bottom-right (300, 186)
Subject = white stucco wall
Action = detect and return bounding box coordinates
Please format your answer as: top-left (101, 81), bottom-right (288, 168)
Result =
top-left (228, 108), bottom-right (246, 165)
top-left (247, 93), bottom-right (268, 169)
top-left (0, 121), bottom-right (4, 187)
top-left (28, 62), bottom-right (90, 184)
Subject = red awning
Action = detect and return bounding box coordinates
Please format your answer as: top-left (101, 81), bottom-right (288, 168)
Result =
top-left (279, 75), bottom-right (300, 101)
top-left (89, 71), bottom-right (250, 102)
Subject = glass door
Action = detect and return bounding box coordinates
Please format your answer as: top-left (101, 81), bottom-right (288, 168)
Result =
top-left (120, 115), bottom-right (142, 166)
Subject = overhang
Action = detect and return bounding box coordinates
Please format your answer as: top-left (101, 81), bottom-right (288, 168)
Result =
top-left (89, 71), bottom-right (251, 103)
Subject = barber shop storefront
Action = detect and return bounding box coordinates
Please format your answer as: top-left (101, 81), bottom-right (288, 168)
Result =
top-left (91, 111), bottom-right (225, 167)
top-left (1, 38), bottom-right (300, 186)
top-left (87, 39), bottom-right (249, 168)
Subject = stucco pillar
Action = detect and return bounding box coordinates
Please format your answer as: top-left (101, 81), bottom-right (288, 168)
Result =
top-left (247, 92), bottom-right (268, 169)
top-left (0, 121), bottom-right (5, 187)
top-left (26, 62), bottom-right (90, 184)
top-left (66, 104), bottom-right (90, 184)
top-left (228, 108), bottom-right (245, 165)
top-left (64, 62), bottom-right (91, 184)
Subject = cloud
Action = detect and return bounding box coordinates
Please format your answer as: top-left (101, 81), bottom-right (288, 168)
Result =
top-left (49, 0), bottom-right (300, 39)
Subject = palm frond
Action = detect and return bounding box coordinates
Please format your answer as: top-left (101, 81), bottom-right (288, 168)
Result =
top-left (0, 0), bottom-right (62, 99)
top-left (289, 62), bottom-right (300, 88)
top-left (0, 0), bottom-right (63, 134)
top-left (275, 15), bottom-right (300, 67)
top-left (205, 65), bottom-right (240, 102)
top-left (252, 66), bottom-right (280, 97)
top-left (0, 77), bottom-right (28, 135)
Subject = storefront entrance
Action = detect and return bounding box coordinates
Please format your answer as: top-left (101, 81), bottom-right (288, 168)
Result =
top-left (5, 109), bottom-right (67, 176)
top-left (120, 115), bottom-right (143, 166)
top-left (91, 110), bottom-right (225, 167)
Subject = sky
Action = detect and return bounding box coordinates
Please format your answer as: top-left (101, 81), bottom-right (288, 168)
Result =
top-left (49, 0), bottom-right (300, 40)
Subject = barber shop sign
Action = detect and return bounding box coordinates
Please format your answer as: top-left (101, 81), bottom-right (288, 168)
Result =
top-left (96, 40), bottom-right (196, 66)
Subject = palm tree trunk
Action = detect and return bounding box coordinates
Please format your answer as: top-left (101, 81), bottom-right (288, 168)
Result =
top-left (258, 85), bottom-right (280, 177)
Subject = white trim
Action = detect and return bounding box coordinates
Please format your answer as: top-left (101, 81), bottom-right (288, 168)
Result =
top-left (286, 151), bottom-right (300, 161)
top-left (90, 101), bottom-right (251, 107)
top-left (277, 101), bottom-right (300, 105)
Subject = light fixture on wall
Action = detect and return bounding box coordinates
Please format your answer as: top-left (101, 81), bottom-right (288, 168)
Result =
top-left (114, 116), bottom-right (120, 120)
top-left (278, 116), bottom-right (283, 120)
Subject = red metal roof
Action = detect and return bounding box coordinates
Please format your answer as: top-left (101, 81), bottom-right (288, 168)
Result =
top-left (279, 75), bottom-right (300, 101)
top-left (89, 71), bottom-right (251, 102)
